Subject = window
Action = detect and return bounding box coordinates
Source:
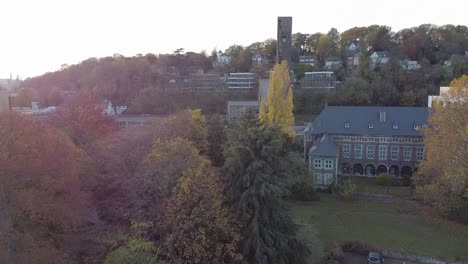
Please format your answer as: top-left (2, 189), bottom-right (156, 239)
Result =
top-left (314, 173), bottom-right (323, 185)
top-left (369, 123), bottom-right (374, 129)
top-left (391, 146), bottom-right (399, 160)
top-left (393, 123), bottom-right (399, 129)
top-left (324, 160), bottom-right (333, 170)
top-left (324, 174), bottom-right (334, 185)
top-left (403, 147), bottom-right (412, 161)
top-left (354, 144), bottom-right (363, 159)
top-left (344, 122), bottom-right (350, 128)
top-left (314, 159), bottom-right (322, 169)
top-left (343, 144), bottom-right (351, 158)
top-left (416, 147), bottom-right (424, 161)
top-left (367, 145), bottom-right (375, 159)
top-left (378, 145), bottom-right (387, 160)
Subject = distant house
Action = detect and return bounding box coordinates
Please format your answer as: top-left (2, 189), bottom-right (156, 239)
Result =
top-left (300, 72), bottom-right (336, 91)
top-left (227, 73), bottom-right (256, 89)
top-left (299, 55), bottom-right (317, 66)
top-left (346, 40), bottom-right (361, 74)
top-left (252, 52), bottom-right (265, 65)
top-left (324, 57), bottom-right (342, 70)
top-left (370, 51), bottom-right (390, 68)
top-left (304, 106), bottom-right (429, 188)
top-left (400, 60), bottom-right (421, 71)
top-left (347, 40), bottom-right (360, 54)
top-left (217, 50), bottom-right (231, 65)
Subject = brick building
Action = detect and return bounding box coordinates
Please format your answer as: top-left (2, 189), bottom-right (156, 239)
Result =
top-left (304, 106), bottom-right (429, 188)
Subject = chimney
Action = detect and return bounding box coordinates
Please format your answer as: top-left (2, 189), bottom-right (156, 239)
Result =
top-left (379, 111), bottom-right (386, 123)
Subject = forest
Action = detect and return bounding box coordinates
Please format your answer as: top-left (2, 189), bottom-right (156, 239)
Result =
top-left (14, 24), bottom-right (468, 117)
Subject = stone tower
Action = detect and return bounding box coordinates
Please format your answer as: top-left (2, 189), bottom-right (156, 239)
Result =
top-left (276, 17), bottom-right (292, 66)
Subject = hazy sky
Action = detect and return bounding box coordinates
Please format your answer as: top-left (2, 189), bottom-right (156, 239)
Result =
top-left (1, 0), bottom-right (467, 79)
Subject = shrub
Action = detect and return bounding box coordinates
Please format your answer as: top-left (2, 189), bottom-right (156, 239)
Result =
top-left (333, 178), bottom-right (357, 200)
top-left (340, 241), bottom-right (379, 254)
top-left (401, 174), bottom-right (413, 187)
top-left (376, 173), bottom-right (393, 186)
top-left (289, 181), bottom-right (320, 201)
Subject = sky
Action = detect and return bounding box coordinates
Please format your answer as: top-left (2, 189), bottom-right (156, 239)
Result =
top-left (1, 0), bottom-right (467, 79)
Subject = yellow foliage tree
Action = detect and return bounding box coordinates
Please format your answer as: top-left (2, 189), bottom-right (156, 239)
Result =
top-left (259, 60), bottom-right (294, 131)
top-left (417, 75), bottom-right (468, 221)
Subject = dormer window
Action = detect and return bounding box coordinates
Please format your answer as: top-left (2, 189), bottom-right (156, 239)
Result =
top-left (414, 124), bottom-right (420, 130)
top-left (345, 122), bottom-right (350, 128)
top-left (369, 123), bottom-right (374, 129)
top-left (393, 123), bottom-right (399, 129)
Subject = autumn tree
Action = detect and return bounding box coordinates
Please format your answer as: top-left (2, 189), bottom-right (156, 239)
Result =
top-left (49, 90), bottom-right (116, 147)
top-left (14, 87), bottom-right (40, 107)
top-left (141, 138), bottom-right (240, 263)
top-left (222, 111), bottom-right (310, 264)
top-left (104, 221), bottom-right (163, 264)
top-left (47, 86), bottom-right (63, 106)
top-left (417, 75), bottom-right (468, 222)
top-left (259, 61), bottom-right (294, 131)
top-left (0, 112), bottom-right (90, 263)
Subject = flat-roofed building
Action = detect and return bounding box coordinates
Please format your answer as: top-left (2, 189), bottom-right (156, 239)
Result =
top-left (301, 72), bottom-right (336, 90)
top-left (114, 115), bottom-right (165, 129)
top-left (227, 100), bottom-right (259, 120)
top-left (299, 55), bottom-right (317, 66)
top-left (227, 73), bottom-right (256, 89)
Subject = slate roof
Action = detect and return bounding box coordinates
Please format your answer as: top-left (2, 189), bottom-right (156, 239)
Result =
top-left (309, 134), bottom-right (338, 157)
top-left (307, 106), bottom-right (429, 137)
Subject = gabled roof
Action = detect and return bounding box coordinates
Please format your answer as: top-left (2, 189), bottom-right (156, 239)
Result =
top-left (309, 134), bottom-right (338, 157)
top-left (252, 52), bottom-right (263, 59)
top-left (372, 51), bottom-right (390, 58)
top-left (308, 106), bottom-right (429, 137)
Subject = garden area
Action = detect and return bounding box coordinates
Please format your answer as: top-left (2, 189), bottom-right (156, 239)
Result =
top-left (291, 194), bottom-right (468, 262)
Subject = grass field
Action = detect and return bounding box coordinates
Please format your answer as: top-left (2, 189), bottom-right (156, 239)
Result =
top-left (291, 194), bottom-right (468, 261)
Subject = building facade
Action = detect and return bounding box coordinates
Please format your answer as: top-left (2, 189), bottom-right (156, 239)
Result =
top-left (346, 40), bottom-right (361, 74)
top-left (114, 115), bottom-right (164, 129)
top-left (300, 72), bottom-right (336, 90)
top-left (227, 73), bottom-right (256, 89)
top-left (227, 100), bottom-right (260, 120)
top-left (370, 51), bottom-right (390, 68)
top-left (299, 55), bottom-right (317, 66)
top-left (304, 106), bottom-right (429, 188)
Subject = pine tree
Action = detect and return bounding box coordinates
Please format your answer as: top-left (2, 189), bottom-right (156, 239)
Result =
top-left (222, 110), bottom-right (310, 264)
top-left (260, 60), bottom-right (294, 131)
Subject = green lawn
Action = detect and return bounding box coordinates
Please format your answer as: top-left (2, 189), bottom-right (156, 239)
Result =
top-left (291, 195), bottom-right (468, 261)
top-left (345, 176), bottom-right (413, 198)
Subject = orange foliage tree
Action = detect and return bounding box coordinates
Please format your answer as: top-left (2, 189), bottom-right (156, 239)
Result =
top-left (49, 90), bottom-right (116, 147)
top-left (0, 112), bottom-right (90, 263)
